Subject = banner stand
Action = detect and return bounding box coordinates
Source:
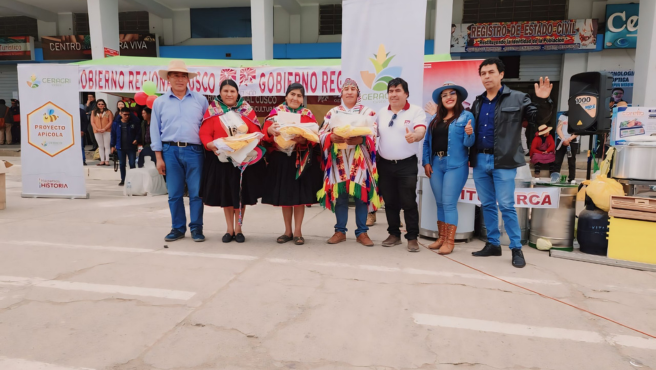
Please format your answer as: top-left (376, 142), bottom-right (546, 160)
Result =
top-left (18, 64), bottom-right (88, 199)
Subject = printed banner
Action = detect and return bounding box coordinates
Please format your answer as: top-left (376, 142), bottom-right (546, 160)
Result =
top-left (451, 19), bottom-right (598, 53)
top-left (341, 0), bottom-right (427, 112)
top-left (42, 34), bottom-right (158, 60)
top-left (18, 64), bottom-right (87, 198)
top-left (0, 36), bottom-right (34, 61)
top-left (610, 107), bottom-right (656, 146)
top-left (605, 4), bottom-right (639, 49)
top-left (77, 64), bottom-right (343, 96)
top-left (458, 182), bottom-right (561, 208)
top-left (606, 70), bottom-right (634, 108)
top-left (423, 60), bottom-right (485, 115)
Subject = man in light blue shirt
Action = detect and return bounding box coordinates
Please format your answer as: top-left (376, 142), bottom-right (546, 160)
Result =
top-left (151, 60), bottom-right (209, 242)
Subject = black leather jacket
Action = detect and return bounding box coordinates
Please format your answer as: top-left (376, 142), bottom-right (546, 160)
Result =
top-left (469, 85), bottom-right (553, 169)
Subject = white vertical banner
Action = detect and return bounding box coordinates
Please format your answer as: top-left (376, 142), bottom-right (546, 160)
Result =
top-left (341, 0), bottom-right (427, 112)
top-left (18, 64), bottom-right (87, 198)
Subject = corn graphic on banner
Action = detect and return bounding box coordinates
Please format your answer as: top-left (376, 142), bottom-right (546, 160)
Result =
top-left (341, 0), bottom-right (427, 112)
top-left (18, 64), bottom-right (87, 198)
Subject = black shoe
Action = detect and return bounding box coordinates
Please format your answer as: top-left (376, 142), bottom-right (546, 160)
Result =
top-left (512, 249), bottom-right (526, 268)
top-left (118, 181), bottom-right (125, 186)
top-left (472, 242), bottom-right (502, 257)
top-left (235, 233), bottom-right (245, 243)
top-left (83, 162), bottom-right (87, 166)
top-left (165, 229), bottom-right (185, 242)
top-left (222, 233), bottom-right (234, 243)
top-left (191, 229), bottom-right (205, 242)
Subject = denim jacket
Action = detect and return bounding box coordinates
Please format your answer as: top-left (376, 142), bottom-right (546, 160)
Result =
top-left (422, 110), bottom-right (476, 169)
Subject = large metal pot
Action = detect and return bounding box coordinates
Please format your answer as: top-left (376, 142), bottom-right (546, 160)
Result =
top-left (529, 184), bottom-right (578, 251)
top-left (612, 144), bottom-right (656, 180)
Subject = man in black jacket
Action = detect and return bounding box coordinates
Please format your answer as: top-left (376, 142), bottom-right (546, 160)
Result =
top-left (470, 58), bottom-right (553, 268)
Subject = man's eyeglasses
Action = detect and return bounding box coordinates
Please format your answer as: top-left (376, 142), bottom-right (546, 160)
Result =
top-left (389, 113), bottom-right (398, 127)
top-left (441, 91), bottom-right (457, 98)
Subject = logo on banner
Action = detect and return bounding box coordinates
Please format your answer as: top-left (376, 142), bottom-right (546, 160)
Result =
top-left (360, 44), bottom-right (402, 91)
top-left (27, 102), bottom-right (75, 157)
top-left (26, 74), bottom-right (41, 88)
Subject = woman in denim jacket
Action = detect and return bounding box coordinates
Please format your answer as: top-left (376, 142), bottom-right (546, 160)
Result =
top-left (422, 82), bottom-right (475, 254)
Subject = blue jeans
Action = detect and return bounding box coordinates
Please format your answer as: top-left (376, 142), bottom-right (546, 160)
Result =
top-left (429, 156), bottom-right (469, 225)
top-left (162, 143), bottom-right (204, 234)
top-left (118, 148), bottom-right (137, 182)
top-left (334, 193), bottom-right (369, 237)
top-left (472, 153), bottom-right (522, 249)
top-left (81, 134), bottom-right (86, 163)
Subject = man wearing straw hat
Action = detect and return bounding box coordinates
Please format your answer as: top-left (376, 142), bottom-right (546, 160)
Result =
top-left (151, 60), bottom-right (209, 242)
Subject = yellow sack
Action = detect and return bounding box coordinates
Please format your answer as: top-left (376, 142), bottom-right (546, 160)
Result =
top-left (280, 126), bottom-right (319, 143)
top-left (576, 180), bottom-right (590, 201)
top-left (586, 176), bottom-right (624, 212)
top-left (275, 135), bottom-right (296, 149)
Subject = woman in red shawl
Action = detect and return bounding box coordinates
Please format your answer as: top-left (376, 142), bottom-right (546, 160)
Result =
top-left (261, 83), bottom-right (323, 245)
top-left (200, 79), bottom-right (265, 244)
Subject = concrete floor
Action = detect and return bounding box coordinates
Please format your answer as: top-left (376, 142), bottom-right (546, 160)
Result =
top-left (1, 159), bottom-right (655, 370)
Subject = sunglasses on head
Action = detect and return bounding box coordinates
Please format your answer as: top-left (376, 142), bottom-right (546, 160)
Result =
top-left (388, 113), bottom-right (398, 127)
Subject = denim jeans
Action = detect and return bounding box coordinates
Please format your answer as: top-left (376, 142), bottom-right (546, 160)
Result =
top-left (162, 143), bottom-right (204, 234)
top-left (429, 156), bottom-right (469, 225)
top-left (138, 146), bottom-right (156, 168)
top-left (118, 148), bottom-right (137, 182)
top-left (334, 193), bottom-right (369, 237)
top-left (81, 134), bottom-right (86, 163)
top-left (472, 153), bottom-right (522, 249)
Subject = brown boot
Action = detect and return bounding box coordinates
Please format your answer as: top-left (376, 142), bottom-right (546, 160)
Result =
top-left (327, 231), bottom-right (346, 244)
top-left (382, 234), bottom-right (402, 247)
top-left (366, 212), bottom-right (376, 226)
top-left (438, 224), bottom-right (458, 255)
top-left (356, 233), bottom-right (374, 247)
top-left (407, 239), bottom-right (420, 253)
top-left (428, 221), bottom-right (446, 249)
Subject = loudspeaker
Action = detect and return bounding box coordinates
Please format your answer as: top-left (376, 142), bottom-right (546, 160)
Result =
top-left (567, 72), bottom-right (614, 135)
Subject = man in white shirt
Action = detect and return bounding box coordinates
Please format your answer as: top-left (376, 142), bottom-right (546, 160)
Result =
top-left (377, 78), bottom-right (427, 252)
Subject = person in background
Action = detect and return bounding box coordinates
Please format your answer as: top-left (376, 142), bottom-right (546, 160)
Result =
top-left (79, 108), bottom-right (90, 165)
top-left (151, 60), bottom-right (209, 242)
top-left (114, 101), bottom-right (126, 118)
top-left (262, 83), bottom-right (323, 246)
top-left (85, 94), bottom-right (98, 151)
top-left (318, 78), bottom-right (379, 247)
top-left (0, 99), bottom-right (13, 145)
top-left (10, 100), bottom-right (20, 144)
top-left (610, 87), bottom-right (624, 106)
top-left (200, 79), bottom-right (265, 244)
top-left (529, 125), bottom-right (556, 177)
top-left (553, 113), bottom-right (579, 182)
top-left (111, 107), bottom-right (141, 186)
top-left (469, 57), bottom-right (553, 268)
top-left (376, 78), bottom-right (427, 253)
top-left (138, 107), bottom-right (156, 167)
top-left (91, 99), bottom-right (113, 166)
top-left (423, 82), bottom-right (475, 255)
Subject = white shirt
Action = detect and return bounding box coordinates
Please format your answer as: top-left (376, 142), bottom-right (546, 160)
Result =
top-left (377, 101), bottom-right (426, 160)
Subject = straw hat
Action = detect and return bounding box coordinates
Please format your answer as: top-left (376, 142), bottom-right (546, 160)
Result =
top-left (158, 60), bottom-right (197, 80)
top-left (432, 82), bottom-right (468, 104)
top-left (538, 124), bottom-right (552, 135)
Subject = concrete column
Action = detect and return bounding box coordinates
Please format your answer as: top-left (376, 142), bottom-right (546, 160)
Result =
top-left (172, 9), bottom-right (191, 45)
top-left (301, 5), bottom-right (319, 44)
top-left (274, 6), bottom-right (290, 44)
top-left (251, 0), bottom-right (274, 61)
top-left (37, 20), bottom-right (57, 40)
top-left (87, 0), bottom-right (119, 59)
top-left (633, 0), bottom-right (656, 107)
top-left (290, 14), bottom-right (301, 44)
top-left (434, 0), bottom-right (453, 55)
top-left (57, 13), bottom-right (73, 35)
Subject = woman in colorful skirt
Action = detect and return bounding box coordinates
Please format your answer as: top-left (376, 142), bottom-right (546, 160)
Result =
top-left (317, 78), bottom-right (381, 247)
top-left (200, 79), bottom-right (266, 243)
top-left (262, 83), bottom-right (323, 245)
